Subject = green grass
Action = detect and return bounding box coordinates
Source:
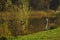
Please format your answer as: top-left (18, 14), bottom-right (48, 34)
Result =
top-left (8, 27), bottom-right (60, 40)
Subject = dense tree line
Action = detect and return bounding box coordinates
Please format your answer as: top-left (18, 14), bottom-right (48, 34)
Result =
top-left (29, 0), bottom-right (60, 11)
top-left (0, 0), bottom-right (60, 11)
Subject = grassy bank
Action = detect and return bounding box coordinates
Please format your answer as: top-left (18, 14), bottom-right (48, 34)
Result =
top-left (8, 27), bottom-right (60, 40)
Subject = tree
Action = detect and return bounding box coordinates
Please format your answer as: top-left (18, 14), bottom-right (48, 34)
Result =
top-left (0, 0), bottom-right (29, 37)
top-left (20, 0), bottom-right (29, 34)
top-left (8, 0), bottom-right (29, 36)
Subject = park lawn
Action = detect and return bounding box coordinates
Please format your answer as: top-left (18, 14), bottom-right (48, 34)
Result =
top-left (8, 27), bottom-right (60, 40)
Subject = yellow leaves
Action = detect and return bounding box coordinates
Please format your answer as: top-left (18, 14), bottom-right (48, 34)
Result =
top-left (0, 22), bottom-right (11, 37)
top-left (0, 0), bottom-right (29, 37)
